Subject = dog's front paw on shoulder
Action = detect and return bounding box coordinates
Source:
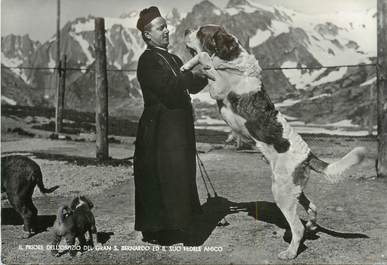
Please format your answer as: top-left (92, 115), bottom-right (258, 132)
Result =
top-left (278, 249), bottom-right (297, 260)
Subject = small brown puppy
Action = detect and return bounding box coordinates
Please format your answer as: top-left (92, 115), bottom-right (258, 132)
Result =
top-left (51, 196), bottom-right (97, 256)
top-left (1, 155), bottom-right (59, 237)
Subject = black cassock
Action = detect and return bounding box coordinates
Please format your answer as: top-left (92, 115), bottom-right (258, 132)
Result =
top-left (134, 46), bottom-right (208, 232)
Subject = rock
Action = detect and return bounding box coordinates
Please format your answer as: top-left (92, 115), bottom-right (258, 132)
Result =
top-left (335, 206), bottom-right (344, 212)
top-left (197, 143), bottom-right (214, 153)
top-left (79, 133), bottom-right (96, 142)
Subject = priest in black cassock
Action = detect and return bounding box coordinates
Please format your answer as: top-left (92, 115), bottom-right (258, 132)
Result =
top-left (134, 6), bottom-right (214, 244)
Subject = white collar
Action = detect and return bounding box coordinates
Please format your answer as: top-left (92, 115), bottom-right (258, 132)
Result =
top-left (147, 45), bottom-right (168, 52)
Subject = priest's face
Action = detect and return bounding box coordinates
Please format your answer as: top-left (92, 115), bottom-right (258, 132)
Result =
top-left (145, 17), bottom-right (169, 48)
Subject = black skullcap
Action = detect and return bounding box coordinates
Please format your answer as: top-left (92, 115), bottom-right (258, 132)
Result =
top-left (136, 6), bottom-right (162, 32)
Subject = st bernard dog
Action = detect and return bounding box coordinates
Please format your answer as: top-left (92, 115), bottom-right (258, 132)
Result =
top-left (182, 25), bottom-right (366, 260)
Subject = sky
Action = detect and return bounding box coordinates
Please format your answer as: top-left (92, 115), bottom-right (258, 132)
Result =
top-left (1, 0), bottom-right (376, 43)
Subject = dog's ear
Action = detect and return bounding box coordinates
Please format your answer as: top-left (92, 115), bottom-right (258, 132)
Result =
top-left (70, 197), bottom-right (80, 210)
top-left (80, 196), bottom-right (94, 209)
top-left (198, 29), bottom-right (217, 55)
top-left (213, 29), bottom-right (241, 60)
top-left (57, 205), bottom-right (72, 224)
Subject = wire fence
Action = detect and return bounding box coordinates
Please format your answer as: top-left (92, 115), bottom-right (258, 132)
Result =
top-left (1, 62), bottom-right (377, 72)
top-left (1, 61), bottom-right (379, 155)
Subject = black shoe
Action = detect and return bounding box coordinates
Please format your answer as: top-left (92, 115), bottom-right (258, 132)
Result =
top-left (158, 230), bottom-right (183, 246)
top-left (141, 231), bottom-right (160, 244)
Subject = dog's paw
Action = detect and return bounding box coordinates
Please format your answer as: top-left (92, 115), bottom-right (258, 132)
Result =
top-left (278, 249), bottom-right (297, 260)
top-left (305, 221), bottom-right (318, 233)
top-left (20, 231), bottom-right (33, 239)
top-left (95, 242), bottom-right (103, 248)
top-left (51, 251), bottom-right (60, 257)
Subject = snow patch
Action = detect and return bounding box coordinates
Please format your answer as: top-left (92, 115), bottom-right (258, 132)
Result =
top-left (123, 52), bottom-right (130, 65)
top-left (247, 1), bottom-right (275, 12)
top-left (308, 93), bottom-right (331, 100)
top-left (250, 29), bottom-right (271, 47)
top-left (126, 72), bottom-right (136, 82)
top-left (213, 9), bottom-right (222, 16)
top-left (282, 61), bottom-right (325, 89)
top-left (270, 20), bottom-right (290, 36)
top-left (69, 31), bottom-right (94, 68)
top-left (224, 0), bottom-right (273, 15)
top-left (1, 96), bottom-right (17, 105)
top-left (72, 20), bottom-right (94, 33)
top-left (311, 67), bottom-right (347, 87)
top-left (225, 7), bottom-right (239, 16)
top-left (48, 52), bottom-right (56, 73)
top-left (289, 8), bottom-right (376, 65)
top-left (121, 29), bottom-right (144, 62)
top-left (360, 76), bottom-right (376, 87)
top-left (1, 52), bottom-right (29, 83)
top-left (1, 52), bottom-right (22, 67)
top-left (113, 61), bottom-right (122, 70)
top-left (274, 98), bottom-right (301, 108)
top-left (325, 119), bottom-right (358, 127)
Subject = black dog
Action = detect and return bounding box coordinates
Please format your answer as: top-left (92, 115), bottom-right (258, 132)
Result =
top-left (1, 155), bottom-right (59, 237)
top-left (51, 196), bottom-right (97, 257)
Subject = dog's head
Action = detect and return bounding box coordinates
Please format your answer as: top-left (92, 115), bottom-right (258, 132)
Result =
top-left (70, 196), bottom-right (94, 210)
top-left (184, 25), bottom-right (241, 61)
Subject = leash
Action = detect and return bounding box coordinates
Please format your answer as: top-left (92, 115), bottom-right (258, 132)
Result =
top-left (196, 151), bottom-right (230, 227)
top-left (196, 152), bottom-right (218, 198)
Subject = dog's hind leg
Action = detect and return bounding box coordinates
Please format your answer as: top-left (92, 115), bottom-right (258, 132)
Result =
top-left (272, 181), bottom-right (304, 260)
top-left (65, 235), bottom-right (77, 256)
top-left (25, 197), bottom-right (38, 232)
top-left (88, 229), bottom-right (96, 247)
top-left (78, 234), bottom-right (88, 251)
top-left (50, 233), bottom-right (62, 256)
top-left (299, 192), bottom-right (317, 232)
top-left (8, 195), bottom-right (35, 237)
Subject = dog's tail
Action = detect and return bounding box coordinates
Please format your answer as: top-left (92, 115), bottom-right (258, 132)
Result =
top-left (35, 168), bottom-right (59, 194)
top-left (309, 147), bottom-right (366, 183)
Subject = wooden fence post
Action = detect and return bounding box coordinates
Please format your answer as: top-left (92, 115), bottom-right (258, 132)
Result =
top-left (55, 55), bottom-right (66, 133)
top-left (376, 0), bottom-right (387, 178)
top-left (95, 17), bottom-right (109, 161)
top-left (368, 85), bottom-right (374, 136)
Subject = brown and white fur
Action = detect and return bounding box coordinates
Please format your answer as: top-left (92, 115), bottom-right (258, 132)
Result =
top-left (51, 196), bottom-right (97, 256)
top-left (182, 25), bottom-right (366, 260)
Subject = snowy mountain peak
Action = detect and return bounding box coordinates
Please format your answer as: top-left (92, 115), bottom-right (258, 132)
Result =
top-left (119, 11), bottom-right (138, 19)
top-left (226, 0), bottom-right (252, 8)
top-left (192, 0), bottom-right (218, 13)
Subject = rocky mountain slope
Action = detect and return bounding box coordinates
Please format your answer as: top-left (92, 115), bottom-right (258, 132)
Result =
top-left (1, 0), bottom-right (378, 127)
